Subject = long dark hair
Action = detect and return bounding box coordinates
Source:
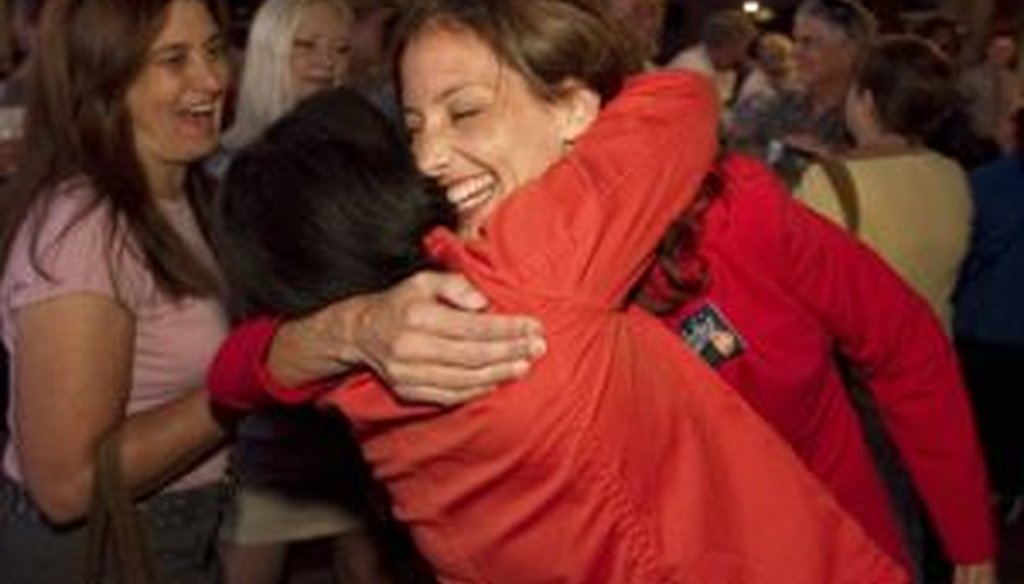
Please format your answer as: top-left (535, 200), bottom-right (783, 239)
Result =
top-left (214, 87), bottom-right (457, 319)
top-left (0, 0), bottom-right (226, 298)
top-left (633, 162), bottom-right (725, 314)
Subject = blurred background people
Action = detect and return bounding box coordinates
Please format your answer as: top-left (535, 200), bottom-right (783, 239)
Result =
top-left (606, 0), bottom-right (667, 63)
top-left (221, 0), bottom-right (353, 154)
top-left (667, 8), bottom-right (758, 107)
top-left (733, 32), bottom-right (800, 107)
top-left (914, 13), bottom-right (964, 63)
top-left (798, 35), bottom-right (1000, 584)
top-left (0, 0), bottom-right (43, 178)
top-left (0, 0), bottom-right (44, 106)
top-left (955, 107), bottom-right (1024, 530)
top-left (346, 0), bottom-right (402, 118)
top-left (958, 30), bottom-right (1020, 146)
top-left (730, 0), bottom-right (877, 186)
top-left (800, 35), bottom-right (971, 331)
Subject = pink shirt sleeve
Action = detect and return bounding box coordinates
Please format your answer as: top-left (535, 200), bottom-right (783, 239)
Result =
top-left (1, 178), bottom-right (230, 490)
top-left (3, 179), bottom-right (124, 312)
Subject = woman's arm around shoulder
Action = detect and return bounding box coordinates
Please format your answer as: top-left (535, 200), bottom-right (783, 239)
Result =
top-left (207, 272), bottom-right (547, 412)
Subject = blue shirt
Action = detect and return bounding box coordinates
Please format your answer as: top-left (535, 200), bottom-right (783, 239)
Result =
top-left (954, 156), bottom-right (1024, 342)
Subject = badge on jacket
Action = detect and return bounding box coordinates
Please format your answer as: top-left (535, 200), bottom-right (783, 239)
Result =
top-left (679, 303), bottom-right (746, 367)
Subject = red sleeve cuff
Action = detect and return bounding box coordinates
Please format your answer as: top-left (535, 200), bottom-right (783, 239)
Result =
top-left (207, 316), bottom-right (330, 413)
top-left (256, 356), bottom-right (338, 405)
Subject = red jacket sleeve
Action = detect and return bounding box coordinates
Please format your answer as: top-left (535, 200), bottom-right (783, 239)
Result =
top-left (780, 190), bottom-right (996, 562)
top-left (207, 316), bottom-right (335, 413)
top-left (458, 71), bottom-right (719, 307)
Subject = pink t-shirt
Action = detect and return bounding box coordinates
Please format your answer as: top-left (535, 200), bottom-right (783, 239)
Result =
top-left (1, 177), bottom-right (228, 491)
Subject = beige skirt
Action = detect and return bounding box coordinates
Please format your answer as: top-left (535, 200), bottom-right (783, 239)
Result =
top-left (219, 482), bottom-right (363, 545)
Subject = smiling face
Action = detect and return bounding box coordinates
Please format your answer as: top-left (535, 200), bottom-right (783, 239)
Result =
top-left (289, 0), bottom-right (354, 100)
top-left (400, 22), bottom-right (595, 237)
top-left (125, 0), bottom-right (228, 182)
top-left (986, 35), bottom-right (1017, 67)
top-left (792, 13), bottom-right (857, 93)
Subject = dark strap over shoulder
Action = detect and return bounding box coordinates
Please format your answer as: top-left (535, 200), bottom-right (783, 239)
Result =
top-left (815, 157), bottom-right (860, 234)
top-left (82, 431), bottom-right (157, 584)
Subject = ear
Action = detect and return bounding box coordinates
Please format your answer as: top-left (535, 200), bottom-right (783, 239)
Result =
top-left (554, 79), bottom-right (601, 145)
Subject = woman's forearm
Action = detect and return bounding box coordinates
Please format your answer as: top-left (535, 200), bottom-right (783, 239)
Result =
top-left (209, 272), bottom-right (546, 411)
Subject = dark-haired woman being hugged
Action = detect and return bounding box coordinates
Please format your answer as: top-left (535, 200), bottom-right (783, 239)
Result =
top-left (0, 1), bottom-right (232, 582)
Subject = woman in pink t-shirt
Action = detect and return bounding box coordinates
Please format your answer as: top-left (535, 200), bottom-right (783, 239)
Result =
top-left (0, 1), bottom-right (231, 582)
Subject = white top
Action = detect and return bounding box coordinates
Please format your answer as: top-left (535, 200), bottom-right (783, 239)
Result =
top-left (667, 44), bottom-right (738, 106)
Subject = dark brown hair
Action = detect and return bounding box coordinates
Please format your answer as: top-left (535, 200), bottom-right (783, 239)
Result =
top-left (632, 163), bottom-right (724, 315)
top-left (855, 35), bottom-right (957, 142)
top-left (0, 0), bottom-right (227, 298)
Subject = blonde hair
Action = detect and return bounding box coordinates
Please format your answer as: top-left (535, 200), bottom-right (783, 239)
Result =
top-left (756, 32), bottom-right (795, 79)
top-left (223, 0), bottom-right (354, 150)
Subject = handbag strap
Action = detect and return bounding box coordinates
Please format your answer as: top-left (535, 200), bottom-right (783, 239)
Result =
top-left (82, 430), bottom-right (157, 584)
top-left (815, 156), bottom-right (860, 234)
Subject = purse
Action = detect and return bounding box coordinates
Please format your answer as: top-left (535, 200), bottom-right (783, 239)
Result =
top-left (81, 430), bottom-right (157, 584)
top-left (814, 155), bottom-right (860, 234)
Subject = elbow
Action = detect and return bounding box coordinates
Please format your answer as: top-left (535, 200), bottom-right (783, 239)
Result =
top-left (24, 475), bottom-right (93, 524)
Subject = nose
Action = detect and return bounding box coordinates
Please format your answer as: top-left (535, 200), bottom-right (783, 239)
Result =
top-left (412, 126), bottom-right (451, 179)
top-left (310, 45), bottom-right (335, 70)
top-left (192, 52), bottom-right (227, 94)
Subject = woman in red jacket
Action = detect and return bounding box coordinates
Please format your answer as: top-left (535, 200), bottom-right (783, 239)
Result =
top-left (208, 1), bottom-right (905, 582)
top-left (636, 37), bottom-right (996, 584)
top-left (209, 2), bottom-right (992, 583)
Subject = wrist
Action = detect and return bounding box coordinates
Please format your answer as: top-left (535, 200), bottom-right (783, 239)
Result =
top-left (266, 300), bottom-right (364, 386)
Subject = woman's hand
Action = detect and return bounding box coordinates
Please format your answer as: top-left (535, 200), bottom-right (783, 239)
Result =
top-left (953, 560), bottom-right (998, 584)
top-left (268, 271), bottom-right (546, 406)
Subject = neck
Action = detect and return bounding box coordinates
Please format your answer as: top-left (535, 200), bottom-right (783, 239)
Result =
top-left (853, 128), bottom-right (913, 155)
top-left (809, 77), bottom-right (849, 117)
top-left (144, 159), bottom-right (188, 200)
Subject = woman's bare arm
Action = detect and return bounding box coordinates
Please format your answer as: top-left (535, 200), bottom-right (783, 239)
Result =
top-left (253, 272), bottom-right (545, 406)
top-left (14, 293), bottom-right (225, 523)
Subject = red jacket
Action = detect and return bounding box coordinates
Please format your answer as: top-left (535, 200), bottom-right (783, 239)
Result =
top-left (209, 73), bottom-right (906, 583)
top-left (642, 156), bottom-right (995, 565)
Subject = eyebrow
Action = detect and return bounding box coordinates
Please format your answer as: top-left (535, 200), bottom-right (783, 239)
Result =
top-left (401, 83), bottom-right (481, 117)
top-left (150, 31), bottom-right (225, 55)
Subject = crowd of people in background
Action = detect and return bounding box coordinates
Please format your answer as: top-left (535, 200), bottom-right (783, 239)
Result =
top-left (0, 0), bottom-right (1021, 583)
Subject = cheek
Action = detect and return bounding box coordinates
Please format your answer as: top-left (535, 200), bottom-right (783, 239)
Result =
top-left (506, 130), bottom-right (565, 182)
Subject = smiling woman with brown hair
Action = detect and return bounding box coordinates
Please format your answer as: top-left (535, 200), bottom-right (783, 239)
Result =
top-left (0, 1), bottom-right (232, 582)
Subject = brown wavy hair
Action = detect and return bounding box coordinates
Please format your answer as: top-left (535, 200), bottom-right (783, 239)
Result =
top-left (633, 159), bottom-right (725, 314)
top-left (390, 0), bottom-right (644, 105)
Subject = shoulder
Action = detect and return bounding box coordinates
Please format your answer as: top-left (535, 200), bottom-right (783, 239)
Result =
top-left (667, 45), bottom-right (707, 69)
top-left (19, 176), bottom-right (113, 257)
top-left (711, 155), bottom-right (794, 231)
top-left (699, 155), bottom-right (802, 268)
top-left (720, 153), bottom-right (790, 198)
top-left (971, 156), bottom-right (1022, 187)
top-left (2, 176), bottom-right (147, 310)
